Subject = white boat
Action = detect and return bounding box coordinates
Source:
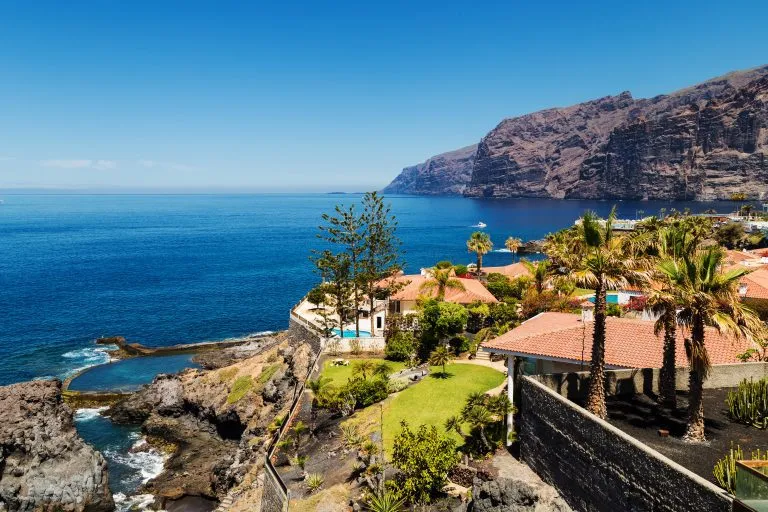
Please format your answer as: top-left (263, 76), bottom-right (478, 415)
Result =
top-left (476, 221), bottom-right (487, 228)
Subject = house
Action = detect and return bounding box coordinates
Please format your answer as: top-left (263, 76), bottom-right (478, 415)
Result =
top-left (481, 309), bottom-right (754, 439)
top-left (384, 274), bottom-right (498, 317)
top-left (482, 262), bottom-right (532, 280)
top-left (737, 266), bottom-right (768, 317)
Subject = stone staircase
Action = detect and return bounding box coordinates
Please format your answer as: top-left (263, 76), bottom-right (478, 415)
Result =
top-left (474, 349), bottom-right (491, 362)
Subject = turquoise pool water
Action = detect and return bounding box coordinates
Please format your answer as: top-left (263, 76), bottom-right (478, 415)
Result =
top-left (588, 293), bottom-right (620, 304)
top-left (331, 328), bottom-right (371, 338)
top-left (68, 354), bottom-right (200, 392)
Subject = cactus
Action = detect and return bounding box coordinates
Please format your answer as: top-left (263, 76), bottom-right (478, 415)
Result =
top-left (713, 443), bottom-right (768, 494)
top-left (725, 377), bottom-right (768, 429)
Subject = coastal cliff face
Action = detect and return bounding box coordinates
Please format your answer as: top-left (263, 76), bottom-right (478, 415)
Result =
top-left (0, 380), bottom-right (113, 512)
top-left (385, 65), bottom-right (768, 200)
top-left (106, 331), bottom-right (313, 508)
top-left (382, 144), bottom-right (478, 195)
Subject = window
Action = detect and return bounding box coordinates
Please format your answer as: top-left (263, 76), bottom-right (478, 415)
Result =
top-left (376, 316), bottom-right (383, 329)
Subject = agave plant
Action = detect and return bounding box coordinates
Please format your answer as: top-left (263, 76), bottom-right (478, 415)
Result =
top-left (365, 489), bottom-right (406, 512)
top-left (305, 473), bottom-right (324, 493)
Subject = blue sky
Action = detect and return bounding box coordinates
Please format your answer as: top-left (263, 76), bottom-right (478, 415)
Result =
top-left (1, 1), bottom-right (767, 192)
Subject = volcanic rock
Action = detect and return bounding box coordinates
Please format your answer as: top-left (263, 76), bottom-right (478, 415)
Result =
top-left (0, 380), bottom-right (114, 512)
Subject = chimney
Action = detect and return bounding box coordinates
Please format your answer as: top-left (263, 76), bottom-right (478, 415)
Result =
top-left (581, 300), bottom-right (595, 323)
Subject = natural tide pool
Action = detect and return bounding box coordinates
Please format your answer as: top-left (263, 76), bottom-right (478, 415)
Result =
top-left (67, 354), bottom-right (200, 392)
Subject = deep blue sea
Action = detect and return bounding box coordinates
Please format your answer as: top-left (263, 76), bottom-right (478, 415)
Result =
top-left (0, 193), bottom-right (750, 387)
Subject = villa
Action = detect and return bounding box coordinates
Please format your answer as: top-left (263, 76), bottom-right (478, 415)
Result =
top-left (384, 273), bottom-right (498, 316)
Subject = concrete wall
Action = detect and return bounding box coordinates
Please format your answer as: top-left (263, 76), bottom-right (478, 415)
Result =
top-left (323, 336), bottom-right (386, 354)
top-left (519, 375), bottom-right (734, 512)
top-left (534, 362), bottom-right (768, 403)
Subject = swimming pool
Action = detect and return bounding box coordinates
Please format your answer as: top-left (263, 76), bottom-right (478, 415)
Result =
top-left (587, 293), bottom-right (620, 304)
top-left (331, 328), bottom-right (372, 338)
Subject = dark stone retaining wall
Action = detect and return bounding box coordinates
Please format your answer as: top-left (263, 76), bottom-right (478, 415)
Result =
top-left (261, 461), bottom-right (287, 512)
top-left (287, 317), bottom-right (322, 356)
top-left (519, 375), bottom-right (734, 512)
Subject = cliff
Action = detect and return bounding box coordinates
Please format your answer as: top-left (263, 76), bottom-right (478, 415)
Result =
top-left (382, 144), bottom-right (478, 195)
top-left (0, 380), bottom-right (114, 512)
top-left (385, 65), bottom-right (768, 200)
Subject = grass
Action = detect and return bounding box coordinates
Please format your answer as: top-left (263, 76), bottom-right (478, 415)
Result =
top-left (227, 375), bottom-right (254, 404)
top-left (321, 358), bottom-right (407, 387)
top-left (573, 288), bottom-right (595, 297)
top-left (345, 363), bottom-right (504, 453)
top-left (258, 363), bottom-right (280, 384)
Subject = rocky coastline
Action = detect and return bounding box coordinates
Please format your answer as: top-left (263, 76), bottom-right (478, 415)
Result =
top-left (0, 329), bottom-right (311, 512)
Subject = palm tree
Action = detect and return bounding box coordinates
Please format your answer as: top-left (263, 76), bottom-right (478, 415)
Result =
top-left (548, 209), bottom-right (648, 419)
top-left (428, 346), bottom-right (452, 376)
top-left (467, 232), bottom-right (493, 274)
top-left (659, 248), bottom-right (763, 442)
top-left (462, 405), bottom-right (494, 452)
top-left (646, 289), bottom-right (679, 408)
top-left (521, 258), bottom-right (549, 294)
top-left (373, 361), bottom-right (392, 379)
top-left (419, 267), bottom-right (465, 301)
top-left (505, 237), bottom-right (522, 258)
top-left (352, 359), bottom-right (376, 380)
top-left (444, 415), bottom-right (464, 436)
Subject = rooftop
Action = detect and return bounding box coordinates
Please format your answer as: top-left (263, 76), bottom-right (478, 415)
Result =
top-left (482, 312), bottom-right (752, 368)
top-left (387, 274), bottom-right (498, 304)
top-left (482, 262), bottom-right (532, 280)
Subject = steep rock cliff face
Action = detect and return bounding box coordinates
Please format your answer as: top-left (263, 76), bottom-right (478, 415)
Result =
top-left (382, 144), bottom-right (477, 195)
top-left (0, 380), bottom-right (114, 512)
top-left (385, 65), bottom-right (768, 199)
top-left (466, 67), bottom-right (768, 200)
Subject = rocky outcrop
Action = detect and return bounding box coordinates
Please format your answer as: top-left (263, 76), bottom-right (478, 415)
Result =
top-left (382, 144), bottom-right (478, 195)
top-left (386, 65), bottom-right (768, 199)
top-left (106, 331), bottom-right (314, 507)
top-left (0, 380), bottom-right (114, 512)
top-left (471, 476), bottom-right (571, 512)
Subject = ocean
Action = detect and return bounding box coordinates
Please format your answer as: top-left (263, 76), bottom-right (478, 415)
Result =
top-left (0, 193), bottom-right (749, 386)
top-left (0, 193), bottom-right (748, 501)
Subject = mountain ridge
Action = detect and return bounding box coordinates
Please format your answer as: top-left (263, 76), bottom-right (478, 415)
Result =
top-left (383, 64), bottom-right (768, 199)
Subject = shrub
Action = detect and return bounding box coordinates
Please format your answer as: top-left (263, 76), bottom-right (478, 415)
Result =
top-left (606, 303), bottom-right (623, 318)
top-left (488, 301), bottom-right (519, 326)
top-left (227, 376), bottom-right (253, 404)
top-left (390, 422), bottom-right (459, 504)
top-left (349, 338), bottom-right (362, 355)
top-left (388, 377), bottom-right (409, 393)
top-left (365, 489), bottom-right (406, 512)
top-left (453, 264), bottom-right (468, 277)
top-left (340, 423), bottom-right (363, 448)
top-left (726, 378), bottom-right (768, 429)
top-left (449, 335), bottom-right (471, 355)
top-left (385, 331), bottom-right (417, 362)
top-left (305, 473), bottom-right (324, 493)
top-left (345, 377), bottom-right (389, 408)
top-left (520, 291), bottom-right (580, 319)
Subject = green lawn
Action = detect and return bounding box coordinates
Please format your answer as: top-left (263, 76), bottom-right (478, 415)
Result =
top-left (320, 358), bottom-right (407, 387)
top-left (346, 362), bottom-right (505, 453)
top-left (573, 288), bottom-right (595, 297)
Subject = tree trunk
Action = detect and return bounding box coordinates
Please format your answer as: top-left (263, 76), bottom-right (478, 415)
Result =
top-left (684, 318), bottom-right (707, 442)
top-left (370, 292), bottom-right (376, 335)
top-left (587, 282), bottom-right (608, 419)
top-left (354, 286), bottom-right (360, 337)
top-left (658, 313), bottom-right (677, 408)
top-left (479, 426), bottom-right (491, 453)
top-left (478, 253), bottom-right (483, 274)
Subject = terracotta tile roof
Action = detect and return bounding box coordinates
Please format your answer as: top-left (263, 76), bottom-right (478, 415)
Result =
top-left (740, 267), bottom-right (768, 300)
top-left (483, 263), bottom-right (532, 280)
top-left (388, 274), bottom-right (498, 304)
top-left (725, 249), bottom-right (761, 265)
top-left (482, 312), bottom-right (752, 369)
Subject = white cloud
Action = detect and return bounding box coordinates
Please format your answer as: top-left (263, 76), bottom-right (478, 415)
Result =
top-left (93, 160), bottom-right (117, 170)
top-left (137, 159), bottom-right (192, 171)
top-left (40, 159), bottom-right (118, 170)
top-left (41, 159), bottom-right (93, 169)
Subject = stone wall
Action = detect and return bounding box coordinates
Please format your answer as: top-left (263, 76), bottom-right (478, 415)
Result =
top-left (324, 336), bottom-right (386, 354)
top-left (287, 317), bottom-right (322, 356)
top-left (519, 375), bottom-right (734, 512)
top-left (260, 461), bottom-right (288, 512)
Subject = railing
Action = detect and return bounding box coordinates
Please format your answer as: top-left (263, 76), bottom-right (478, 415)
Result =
top-left (261, 337), bottom-right (324, 512)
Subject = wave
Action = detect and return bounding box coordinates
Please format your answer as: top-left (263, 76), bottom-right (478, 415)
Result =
top-left (106, 438), bottom-right (167, 483)
top-left (493, 248), bottom-right (512, 253)
top-left (60, 345), bottom-right (117, 379)
top-left (113, 493), bottom-right (156, 512)
top-left (74, 407), bottom-right (109, 422)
